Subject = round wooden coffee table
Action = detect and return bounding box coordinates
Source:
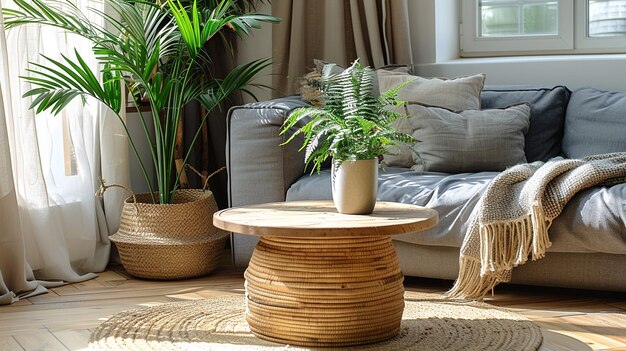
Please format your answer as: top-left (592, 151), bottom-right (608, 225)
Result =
top-left (213, 200), bottom-right (438, 347)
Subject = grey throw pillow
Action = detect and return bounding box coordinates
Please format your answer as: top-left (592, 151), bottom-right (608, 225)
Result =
top-left (379, 72), bottom-right (487, 168)
top-left (409, 103), bottom-right (531, 173)
top-left (563, 87), bottom-right (626, 158)
top-left (481, 85), bottom-right (570, 162)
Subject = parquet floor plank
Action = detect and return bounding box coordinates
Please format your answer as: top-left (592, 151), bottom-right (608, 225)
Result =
top-left (7, 299), bottom-right (32, 307)
top-left (534, 317), bottom-right (625, 350)
top-left (0, 296), bottom-right (180, 335)
top-left (50, 284), bottom-right (79, 295)
top-left (52, 330), bottom-right (91, 351)
top-left (0, 325), bottom-right (49, 336)
top-left (13, 331), bottom-right (69, 351)
top-left (539, 330), bottom-right (593, 351)
top-left (0, 295), bottom-right (173, 315)
top-left (0, 336), bottom-right (24, 351)
top-left (25, 281), bottom-right (241, 305)
top-left (92, 270), bottom-right (127, 282)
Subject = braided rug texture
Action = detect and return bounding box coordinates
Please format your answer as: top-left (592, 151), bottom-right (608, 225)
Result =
top-left (89, 294), bottom-right (542, 351)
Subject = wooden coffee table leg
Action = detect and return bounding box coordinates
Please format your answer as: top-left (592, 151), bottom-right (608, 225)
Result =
top-left (244, 235), bottom-right (405, 347)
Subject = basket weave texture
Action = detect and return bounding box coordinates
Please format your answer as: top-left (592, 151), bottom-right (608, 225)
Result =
top-left (245, 236), bottom-right (405, 347)
top-left (110, 189), bottom-right (228, 280)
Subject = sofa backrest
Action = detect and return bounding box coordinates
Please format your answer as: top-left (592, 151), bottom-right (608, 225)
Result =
top-left (481, 85), bottom-right (571, 162)
top-left (563, 87), bottom-right (626, 159)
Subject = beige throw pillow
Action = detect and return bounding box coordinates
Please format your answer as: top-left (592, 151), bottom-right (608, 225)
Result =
top-left (378, 71), bottom-right (486, 111)
top-left (409, 103), bottom-right (531, 173)
top-left (379, 72), bottom-right (486, 168)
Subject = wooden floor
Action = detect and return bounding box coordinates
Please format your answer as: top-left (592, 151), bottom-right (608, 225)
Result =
top-left (1, 252), bottom-right (625, 351)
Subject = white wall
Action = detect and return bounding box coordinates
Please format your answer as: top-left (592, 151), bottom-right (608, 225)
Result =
top-left (410, 0), bottom-right (626, 92)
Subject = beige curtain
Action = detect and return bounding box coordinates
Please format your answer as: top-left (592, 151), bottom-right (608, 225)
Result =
top-left (272, 0), bottom-right (413, 97)
top-left (0, 0), bottom-right (129, 304)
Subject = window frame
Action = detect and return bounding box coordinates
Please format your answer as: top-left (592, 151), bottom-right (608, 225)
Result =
top-left (574, 0), bottom-right (626, 51)
top-left (460, 0), bottom-right (626, 57)
top-left (461, 0), bottom-right (574, 56)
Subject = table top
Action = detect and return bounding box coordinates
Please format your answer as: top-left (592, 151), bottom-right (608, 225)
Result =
top-left (213, 200), bottom-right (438, 238)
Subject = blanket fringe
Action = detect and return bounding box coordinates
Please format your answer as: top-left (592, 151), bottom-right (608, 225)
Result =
top-left (478, 215), bottom-right (533, 276)
top-left (447, 256), bottom-right (500, 299)
top-left (531, 201), bottom-right (552, 260)
top-left (451, 201), bottom-right (553, 299)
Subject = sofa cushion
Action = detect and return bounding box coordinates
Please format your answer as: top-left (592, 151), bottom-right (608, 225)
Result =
top-left (409, 103), bottom-right (530, 173)
top-left (481, 85), bottom-right (570, 162)
top-left (379, 71), bottom-right (486, 111)
top-left (563, 87), bottom-right (626, 158)
top-left (286, 168), bottom-right (626, 255)
top-left (379, 72), bottom-right (486, 168)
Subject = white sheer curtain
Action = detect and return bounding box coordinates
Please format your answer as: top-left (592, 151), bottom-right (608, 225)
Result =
top-left (0, 0), bottom-right (129, 304)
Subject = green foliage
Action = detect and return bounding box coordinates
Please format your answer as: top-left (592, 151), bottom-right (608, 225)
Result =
top-left (3, 0), bottom-right (278, 204)
top-left (280, 61), bottom-right (417, 174)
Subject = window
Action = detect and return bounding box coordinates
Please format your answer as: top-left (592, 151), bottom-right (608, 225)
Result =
top-left (588, 0), bottom-right (626, 36)
top-left (480, 0), bottom-right (559, 37)
top-left (461, 0), bottom-right (626, 56)
top-left (576, 0), bottom-right (626, 50)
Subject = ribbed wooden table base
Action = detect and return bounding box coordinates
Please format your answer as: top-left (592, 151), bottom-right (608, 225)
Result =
top-left (244, 236), bottom-right (405, 347)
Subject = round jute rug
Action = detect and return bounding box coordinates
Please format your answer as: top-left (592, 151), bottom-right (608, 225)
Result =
top-left (89, 294), bottom-right (542, 351)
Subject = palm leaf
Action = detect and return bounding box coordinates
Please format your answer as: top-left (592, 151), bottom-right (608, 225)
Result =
top-left (168, 0), bottom-right (203, 58)
top-left (3, 0), bottom-right (104, 41)
top-left (23, 50), bottom-right (120, 114)
top-left (227, 13), bottom-right (279, 36)
top-left (197, 57), bottom-right (271, 111)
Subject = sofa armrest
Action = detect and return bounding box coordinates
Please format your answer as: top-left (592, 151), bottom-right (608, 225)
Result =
top-left (226, 96), bottom-right (311, 269)
top-left (226, 95), bottom-right (311, 206)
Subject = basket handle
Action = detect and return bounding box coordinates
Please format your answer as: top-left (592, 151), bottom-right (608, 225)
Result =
top-left (184, 165), bottom-right (226, 191)
top-left (95, 177), bottom-right (139, 214)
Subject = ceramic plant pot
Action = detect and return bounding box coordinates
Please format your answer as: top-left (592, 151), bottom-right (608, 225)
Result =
top-left (331, 158), bottom-right (378, 214)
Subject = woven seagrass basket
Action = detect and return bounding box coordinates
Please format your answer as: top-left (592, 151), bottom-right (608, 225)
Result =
top-left (110, 189), bottom-right (228, 280)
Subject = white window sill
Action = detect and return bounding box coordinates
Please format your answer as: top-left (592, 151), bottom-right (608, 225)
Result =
top-left (428, 53), bottom-right (626, 66)
top-left (415, 54), bottom-right (626, 92)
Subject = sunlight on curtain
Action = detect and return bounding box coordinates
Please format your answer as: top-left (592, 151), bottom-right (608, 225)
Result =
top-left (0, 0), bottom-right (130, 304)
top-left (271, 0), bottom-right (414, 97)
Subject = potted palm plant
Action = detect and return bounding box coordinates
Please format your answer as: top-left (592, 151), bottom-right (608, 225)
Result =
top-left (280, 61), bottom-right (416, 215)
top-left (3, 0), bottom-right (278, 279)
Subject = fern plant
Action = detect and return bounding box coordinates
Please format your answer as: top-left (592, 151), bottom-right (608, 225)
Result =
top-left (280, 61), bottom-right (417, 174)
top-left (3, 0), bottom-right (278, 204)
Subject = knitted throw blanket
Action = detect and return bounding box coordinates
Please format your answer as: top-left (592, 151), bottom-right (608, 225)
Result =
top-left (448, 152), bottom-right (626, 299)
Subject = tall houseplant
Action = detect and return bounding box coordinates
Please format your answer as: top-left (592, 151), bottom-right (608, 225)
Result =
top-left (3, 0), bottom-right (277, 204)
top-left (3, 0), bottom-right (278, 279)
top-left (280, 61), bottom-right (416, 214)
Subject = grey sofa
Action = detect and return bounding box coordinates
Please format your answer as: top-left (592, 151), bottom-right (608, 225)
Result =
top-left (225, 86), bottom-right (626, 292)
